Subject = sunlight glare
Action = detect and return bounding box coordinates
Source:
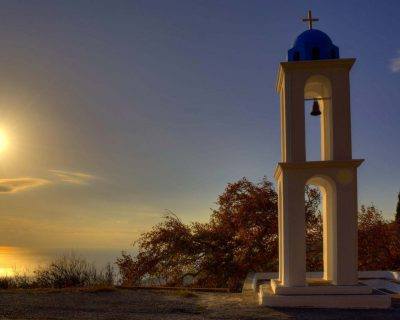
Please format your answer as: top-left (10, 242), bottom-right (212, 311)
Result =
top-left (0, 131), bottom-right (8, 152)
top-left (0, 267), bottom-right (14, 277)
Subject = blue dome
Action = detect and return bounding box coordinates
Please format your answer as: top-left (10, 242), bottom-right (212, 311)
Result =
top-left (294, 29), bottom-right (333, 48)
top-left (288, 29), bottom-right (339, 61)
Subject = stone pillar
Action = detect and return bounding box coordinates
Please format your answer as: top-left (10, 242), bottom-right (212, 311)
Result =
top-left (278, 181), bottom-right (284, 282)
top-left (280, 172), bottom-right (306, 287)
top-left (333, 168), bottom-right (359, 285)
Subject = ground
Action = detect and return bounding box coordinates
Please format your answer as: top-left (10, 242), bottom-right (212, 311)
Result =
top-left (1, 288), bottom-right (400, 319)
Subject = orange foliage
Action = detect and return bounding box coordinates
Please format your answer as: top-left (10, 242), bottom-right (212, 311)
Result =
top-left (358, 205), bottom-right (400, 270)
top-left (117, 178), bottom-right (322, 291)
top-left (117, 178), bottom-right (399, 291)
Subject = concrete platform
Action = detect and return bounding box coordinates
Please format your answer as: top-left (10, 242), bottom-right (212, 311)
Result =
top-left (259, 283), bottom-right (391, 309)
top-left (270, 278), bottom-right (373, 295)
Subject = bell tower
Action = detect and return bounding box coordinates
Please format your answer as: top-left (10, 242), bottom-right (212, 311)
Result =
top-left (257, 11), bottom-right (391, 308)
top-left (274, 10), bottom-right (366, 294)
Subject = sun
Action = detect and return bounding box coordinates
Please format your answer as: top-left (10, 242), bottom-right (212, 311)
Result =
top-left (0, 131), bottom-right (8, 152)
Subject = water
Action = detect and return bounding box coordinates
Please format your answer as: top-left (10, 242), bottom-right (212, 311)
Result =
top-left (0, 246), bottom-right (124, 276)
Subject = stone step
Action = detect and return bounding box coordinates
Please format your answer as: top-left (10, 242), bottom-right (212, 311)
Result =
top-left (271, 279), bottom-right (373, 295)
top-left (259, 284), bottom-right (391, 309)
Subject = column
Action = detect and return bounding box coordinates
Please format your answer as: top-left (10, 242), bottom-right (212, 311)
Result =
top-left (333, 169), bottom-right (358, 285)
top-left (280, 171), bottom-right (306, 287)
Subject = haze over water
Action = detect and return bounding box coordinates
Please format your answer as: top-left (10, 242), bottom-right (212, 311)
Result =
top-left (0, 246), bottom-right (121, 277)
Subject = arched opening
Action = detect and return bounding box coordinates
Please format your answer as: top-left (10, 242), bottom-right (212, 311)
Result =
top-left (304, 75), bottom-right (333, 161)
top-left (305, 184), bottom-right (322, 273)
top-left (304, 100), bottom-right (321, 160)
top-left (330, 48), bottom-right (337, 59)
top-left (311, 47), bottom-right (320, 60)
top-left (305, 175), bottom-right (337, 282)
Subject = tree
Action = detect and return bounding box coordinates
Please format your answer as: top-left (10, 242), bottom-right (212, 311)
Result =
top-left (116, 212), bottom-right (197, 286)
top-left (357, 204), bottom-right (400, 270)
top-left (396, 191), bottom-right (400, 224)
top-left (116, 177), bottom-right (322, 291)
top-left (192, 177), bottom-right (279, 290)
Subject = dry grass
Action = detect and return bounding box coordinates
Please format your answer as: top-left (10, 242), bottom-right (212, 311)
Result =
top-left (0, 253), bottom-right (116, 290)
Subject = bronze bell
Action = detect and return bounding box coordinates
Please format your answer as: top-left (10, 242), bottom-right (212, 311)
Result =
top-left (310, 99), bottom-right (321, 116)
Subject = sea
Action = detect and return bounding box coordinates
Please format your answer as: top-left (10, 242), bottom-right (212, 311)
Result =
top-left (0, 246), bottom-right (126, 277)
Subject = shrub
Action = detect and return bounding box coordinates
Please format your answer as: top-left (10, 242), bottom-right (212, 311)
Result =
top-left (0, 277), bottom-right (14, 289)
top-left (34, 253), bottom-right (115, 288)
top-left (0, 254), bottom-right (115, 290)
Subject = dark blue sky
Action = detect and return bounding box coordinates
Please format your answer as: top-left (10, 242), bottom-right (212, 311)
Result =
top-left (0, 0), bottom-right (399, 255)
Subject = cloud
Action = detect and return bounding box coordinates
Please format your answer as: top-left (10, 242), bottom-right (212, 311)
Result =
top-left (0, 178), bottom-right (50, 193)
top-left (390, 51), bottom-right (400, 73)
top-left (0, 169), bottom-right (95, 193)
top-left (50, 169), bottom-right (96, 185)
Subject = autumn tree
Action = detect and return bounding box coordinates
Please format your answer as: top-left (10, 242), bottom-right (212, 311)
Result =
top-left (117, 177), bottom-right (322, 291)
top-left (117, 177), bottom-right (400, 291)
top-left (190, 177), bottom-right (279, 290)
top-left (116, 212), bottom-right (196, 286)
top-left (358, 204), bottom-right (400, 270)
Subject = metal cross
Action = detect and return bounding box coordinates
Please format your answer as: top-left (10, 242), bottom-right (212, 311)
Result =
top-left (302, 10), bottom-right (319, 30)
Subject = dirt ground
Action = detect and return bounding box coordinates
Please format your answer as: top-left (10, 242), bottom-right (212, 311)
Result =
top-left (0, 288), bottom-right (400, 319)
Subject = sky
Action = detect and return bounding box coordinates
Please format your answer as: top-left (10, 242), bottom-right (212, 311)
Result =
top-left (0, 0), bottom-right (399, 271)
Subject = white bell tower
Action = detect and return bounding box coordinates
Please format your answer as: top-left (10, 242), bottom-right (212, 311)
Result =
top-left (259, 11), bottom-right (391, 308)
top-left (275, 56), bottom-right (362, 287)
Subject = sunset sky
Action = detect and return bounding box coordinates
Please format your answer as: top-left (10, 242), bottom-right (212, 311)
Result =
top-left (0, 0), bottom-right (399, 271)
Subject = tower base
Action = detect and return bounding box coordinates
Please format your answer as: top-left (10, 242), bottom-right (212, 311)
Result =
top-left (271, 278), bottom-right (373, 295)
top-left (259, 282), bottom-right (391, 309)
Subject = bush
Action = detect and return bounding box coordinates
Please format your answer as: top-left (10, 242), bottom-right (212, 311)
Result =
top-left (0, 271), bottom-right (34, 289)
top-left (0, 277), bottom-right (13, 289)
top-left (34, 254), bottom-right (115, 288)
top-left (0, 254), bottom-right (116, 290)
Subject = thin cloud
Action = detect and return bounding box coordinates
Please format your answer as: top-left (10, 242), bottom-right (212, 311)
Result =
top-left (50, 170), bottom-right (96, 185)
top-left (0, 178), bottom-right (50, 193)
top-left (390, 50), bottom-right (400, 73)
